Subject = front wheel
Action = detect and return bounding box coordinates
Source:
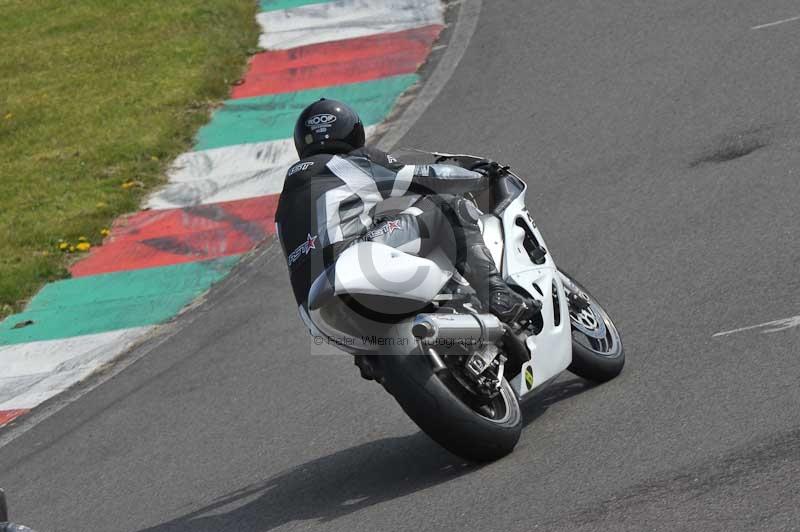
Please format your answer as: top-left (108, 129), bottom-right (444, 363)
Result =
top-left (559, 271), bottom-right (625, 383)
top-left (380, 352), bottom-right (522, 462)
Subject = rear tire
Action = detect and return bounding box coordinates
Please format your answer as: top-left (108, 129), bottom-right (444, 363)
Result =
top-left (380, 352), bottom-right (521, 462)
top-left (559, 271), bottom-right (625, 383)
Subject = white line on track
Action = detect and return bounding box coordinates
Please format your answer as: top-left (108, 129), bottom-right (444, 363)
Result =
top-left (751, 15), bottom-right (800, 30)
top-left (713, 315), bottom-right (800, 337)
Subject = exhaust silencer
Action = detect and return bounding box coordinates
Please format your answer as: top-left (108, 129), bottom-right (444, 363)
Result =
top-left (412, 313), bottom-right (505, 346)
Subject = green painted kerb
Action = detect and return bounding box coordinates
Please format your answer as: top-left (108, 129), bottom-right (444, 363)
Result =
top-left (260, 0), bottom-right (335, 12)
top-left (0, 256), bottom-right (240, 345)
top-left (194, 74), bottom-right (419, 150)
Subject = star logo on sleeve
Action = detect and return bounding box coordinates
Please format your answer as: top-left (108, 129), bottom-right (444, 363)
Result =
top-left (287, 233), bottom-right (319, 266)
top-left (304, 233), bottom-right (317, 252)
top-left (385, 220), bottom-right (401, 233)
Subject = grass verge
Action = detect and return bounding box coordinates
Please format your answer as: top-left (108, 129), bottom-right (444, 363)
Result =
top-left (0, 0), bottom-right (260, 320)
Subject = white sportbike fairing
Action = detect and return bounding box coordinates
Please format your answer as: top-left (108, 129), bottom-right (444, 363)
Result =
top-left (490, 190), bottom-right (572, 398)
top-left (302, 152), bottom-right (624, 462)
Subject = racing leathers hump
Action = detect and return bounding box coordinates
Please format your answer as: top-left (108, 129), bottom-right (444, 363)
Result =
top-left (275, 146), bottom-right (489, 307)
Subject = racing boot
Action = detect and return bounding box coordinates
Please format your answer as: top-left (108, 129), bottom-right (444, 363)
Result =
top-left (461, 244), bottom-right (541, 323)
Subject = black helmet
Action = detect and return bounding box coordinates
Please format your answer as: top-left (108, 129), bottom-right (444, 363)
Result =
top-left (294, 99), bottom-right (365, 158)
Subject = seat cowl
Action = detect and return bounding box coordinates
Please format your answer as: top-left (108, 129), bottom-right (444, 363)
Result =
top-left (308, 242), bottom-right (451, 311)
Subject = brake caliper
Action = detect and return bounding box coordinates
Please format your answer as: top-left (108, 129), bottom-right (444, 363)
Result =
top-left (466, 346), bottom-right (507, 392)
top-left (466, 344), bottom-right (500, 378)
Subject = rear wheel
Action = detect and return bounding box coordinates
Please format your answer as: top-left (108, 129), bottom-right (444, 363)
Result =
top-left (380, 351), bottom-right (521, 462)
top-left (559, 271), bottom-right (625, 383)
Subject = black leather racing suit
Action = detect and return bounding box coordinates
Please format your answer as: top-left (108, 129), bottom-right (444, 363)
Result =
top-left (275, 146), bottom-right (533, 322)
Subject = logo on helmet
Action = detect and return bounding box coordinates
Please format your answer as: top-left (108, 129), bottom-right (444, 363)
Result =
top-left (306, 113), bottom-right (337, 132)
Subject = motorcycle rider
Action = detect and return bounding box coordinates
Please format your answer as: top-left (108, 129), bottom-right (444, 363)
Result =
top-left (276, 99), bottom-right (540, 328)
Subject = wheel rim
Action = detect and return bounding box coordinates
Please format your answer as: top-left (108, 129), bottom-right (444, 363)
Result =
top-left (564, 281), bottom-right (622, 358)
top-left (474, 385), bottom-right (514, 424)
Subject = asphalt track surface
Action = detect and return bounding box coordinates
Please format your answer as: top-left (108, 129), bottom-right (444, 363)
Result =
top-left (2, 1), bottom-right (800, 530)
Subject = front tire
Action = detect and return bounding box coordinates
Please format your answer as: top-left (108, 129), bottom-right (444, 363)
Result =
top-left (380, 352), bottom-right (521, 462)
top-left (559, 271), bottom-right (625, 383)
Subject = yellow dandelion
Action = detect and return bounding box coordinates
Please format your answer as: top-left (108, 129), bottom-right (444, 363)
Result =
top-left (78, 236), bottom-right (88, 242)
top-left (76, 242), bottom-right (91, 252)
top-left (121, 180), bottom-right (144, 190)
top-left (100, 228), bottom-right (110, 237)
top-left (68, 245), bottom-right (76, 253)
top-left (58, 242), bottom-right (69, 251)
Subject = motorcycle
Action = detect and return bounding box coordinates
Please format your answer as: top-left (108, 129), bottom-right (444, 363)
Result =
top-left (301, 151), bottom-right (624, 461)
